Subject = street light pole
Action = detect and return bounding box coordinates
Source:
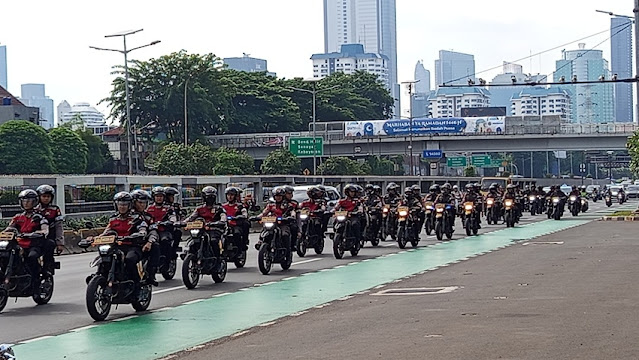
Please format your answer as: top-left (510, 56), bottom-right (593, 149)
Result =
top-left (184, 77), bottom-right (190, 146)
top-left (90, 29), bottom-right (160, 174)
top-left (287, 81), bottom-right (339, 175)
top-left (401, 80), bottom-right (420, 176)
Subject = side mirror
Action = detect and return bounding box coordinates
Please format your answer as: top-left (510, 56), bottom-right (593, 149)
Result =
top-left (328, 201), bottom-right (337, 207)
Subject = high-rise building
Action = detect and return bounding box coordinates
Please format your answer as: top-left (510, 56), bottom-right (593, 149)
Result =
top-left (311, 44), bottom-right (390, 88)
top-left (510, 87), bottom-right (571, 120)
top-left (489, 61), bottom-right (546, 109)
top-left (58, 101), bottom-right (110, 135)
top-left (20, 84), bottom-right (54, 129)
top-left (434, 50), bottom-right (476, 88)
top-left (554, 43), bottom-right (614, 123)
top-left (610, 17), bottom-right (633, 123)
top-left (428, 87), bottom-right (490, 118)
top-left (0, 45), bottom-right (7, 89)
top-left (323, 0), bottom-right (399, 114)
top-left (414, 60), bottom-right (431, 94)
top-left (223, 54), bottom-right (276, 77)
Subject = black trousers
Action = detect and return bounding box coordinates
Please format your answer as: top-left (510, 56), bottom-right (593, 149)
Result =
top-left (24, 246), bottom-right (43, 288)
top-left (124, 247), bottom-right (143, 283)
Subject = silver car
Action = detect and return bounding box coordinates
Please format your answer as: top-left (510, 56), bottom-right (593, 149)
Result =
top-left (625, 185), bottom-right (639, 198)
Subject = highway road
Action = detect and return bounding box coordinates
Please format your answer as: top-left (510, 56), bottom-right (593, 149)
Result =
top-left (1, 199), bottom-right (633, 358)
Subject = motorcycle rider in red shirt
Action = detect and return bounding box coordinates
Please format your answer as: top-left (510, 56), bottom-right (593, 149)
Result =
top-left (4, 189), bottom-right (49, 293)
top-left (184, 186), bottom-right (227, 261)
top-left (222, 187), bottom-right (249, 251)
top-left (253, 187), bottom-right (296, 251)
top-left (334, 184), bottom-right (364, 244)
top-left (35, 184), bottom-right (64, 274)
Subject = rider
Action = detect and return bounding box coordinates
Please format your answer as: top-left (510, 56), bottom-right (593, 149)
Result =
top-left (334, 184), bottom-right (364, 244)
top-left (435, 183), bottom-right (456, 231)
top-left (254, 187), bottom-right (296, 251)
top-left (4, 189), bottom-right (49, 292)
top-left (502, 184), bottom-right (520, 222)
top-left (146, 187), bottom-right (179, 281)
top-left (96, 192), bottom-right (149, 293)
top-left (163, 186), bottom-right (184, 252)
top-left (299, 186), bottom-right (327, 239)
top-left (384, 183), bottom-right (401, 207)
top-left (410, 184), bottom-right (426, 233)
top-left (130, 189), bottom-right (160, 286)
top-left (462, 184), bottom-right (482, 228)
top-left (282, 185), bottom-right (299, 251)
top-left (184, 186), bottom-right (227, 263)
top-left (222, 187), bottom-right (249, 251)
top-left (35, 184), bottom-right (64, 274)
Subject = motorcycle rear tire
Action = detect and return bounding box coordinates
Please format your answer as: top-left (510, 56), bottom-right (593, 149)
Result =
top-left (314, 238), bottom-right (325, 255)
top-left (296, 237), bottom-right (307, 258)
top-left (397, 225), bottom-right (407, 249)
top-left (435, 221), bottom-right (443, 241)
top-left (182, 254), bottom-right (201, 289)
top-left (465, 219), bottom-right (472, 236)
top-left (33, 272), bottom-right (54, 305)
top-left (86, 275), bottom-right (111, 321)
top-left (162, 259), bottom-right (177, 280)
top-left (0, 287), bottom-right (8, 313)
top-left (132, 284), bottom-right (153, 312)
top-left (350, 241), bottom-right (360, 257)
top-left (333, 233), bottom-right (345, 259)
top-left (258, 244), bottom-right (273, 275)
top-left (371, 237), bottom-right (380, 247)
top-left (234, 250), bottom-right (247, 268)
top-left (212, 259), bottom-right (227, 283)
top-left (281, 251), bottom-right (293, 270)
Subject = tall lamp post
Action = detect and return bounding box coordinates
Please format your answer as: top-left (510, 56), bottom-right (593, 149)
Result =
top-left (401, 80), bottom-right (420, 176)
top-left (288, 80), bottom-right (339, 175)
top-left (90, 29), bottom-right (160, 174)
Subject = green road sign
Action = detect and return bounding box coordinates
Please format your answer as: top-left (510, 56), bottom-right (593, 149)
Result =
top-left (472, 155), bottom-right (492, 168)
top-left (490, 158), bottom-right (503, 167)
top-left (289, 137), bottom-right (323, 157)
top-left (447, 156), bottom-right (467, 167)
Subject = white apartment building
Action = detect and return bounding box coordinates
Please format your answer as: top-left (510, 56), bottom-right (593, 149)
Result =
top-left (510, 87), bottom-right (571, 120)
top-left (428, 87), bottom-right (490, 118)
top-left (311, 44), bottom-right (390, 89)
top-left (58, 101), bottom-right (110, 135)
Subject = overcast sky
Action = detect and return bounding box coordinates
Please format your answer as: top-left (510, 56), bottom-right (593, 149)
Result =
top-left (0, 0), bottom-right (634, 122)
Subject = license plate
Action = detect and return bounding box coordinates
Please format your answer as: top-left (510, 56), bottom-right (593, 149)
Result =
top-left (0, 232), bottom-right (15, 241)
top-left (93, 235), bottom-right (116, 245)
top-left (185, 221), bottom-right (204, 230)
top-left (262, 216), bottom-right (277, 223)
top-left (335, 211), bottom-right (348, 217)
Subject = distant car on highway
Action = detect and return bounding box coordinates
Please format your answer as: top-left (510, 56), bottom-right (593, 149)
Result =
top-left (625, 185), bottom-right (639, 198)
top-left (585, 185), bottom-right (600, 194)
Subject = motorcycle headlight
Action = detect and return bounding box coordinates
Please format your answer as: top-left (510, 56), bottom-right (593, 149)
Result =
top-left (0, 241), bottom-right (8, 250)
top-left (399, 210), bottom-right (408, 217)
top-left (300, 214), bottom-right (308, 220)
top-left (264, 222), bottom-right (275, 229)
top-left (382, 208), bottom-right (389, 213)
top-left (98, 244), bottom-right (111, 255)
top-left (336, 215), bottom-right (346, 222)
top-left (487, 199), bottom-right (494, 205)
top-left (436, 208), bottom-right (444, 213)
top-left (426, 206), bottom-right (434, 210)
top-left (465, 204), bottom-right (473, 211)
top-left (552, 198), bottom-right (559, 204)
top-left (529, 196), bottom-right (536, 201)
top-left (190, 229), bottom-right (200, 237)
top-left (570, 196), bottom-right (576, 201)
top-left (504, 200), bottom-right (513, 207)
top-left (581, 199), bottom-right (586, 204)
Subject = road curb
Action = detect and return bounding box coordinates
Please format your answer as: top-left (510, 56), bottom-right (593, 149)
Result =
top-left (600, 216), bottom-right (639, 221)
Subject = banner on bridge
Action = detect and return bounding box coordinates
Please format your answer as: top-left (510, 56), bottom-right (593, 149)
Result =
top-left (344, 117), bottom-right (505, 137)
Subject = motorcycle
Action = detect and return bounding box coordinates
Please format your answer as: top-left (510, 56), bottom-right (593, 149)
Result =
top-left (181, 220), bottom-right (227, 288)
top-left (382, 204), bottom-right (398, 241)
top-left (423, 201), bottom-right (435, 235)
top-left (0, 344), bottom-right (14, 360)
top-left (485, 197), bottom-right (500, 225)
top-left (568, 195), bottom-right (580, 217)
top-left (396, 206), bottom-right (419, 249)
top-left (504, 199), bottom-right (516, 227)
top-left (0, 232), bottom-right (58, 313)
top-left (254, 216), bottom-right (293, 275)
top-left (298, 209), bottom-right (326, 256)
top-left (155, 222), bottom-right (183, 280)
top-left (222, 216), bottom-right (248, 268)
top-left (605, 194), bottom-right (612, 207)
top-left (332, 211), bottom-right (361, 259)
top-left (362, 207), bottom-right (381, 248)
top-left (529, 195), bottom-right (538, 216)
top-left (80, 234), bottom-right (152, 321)
top-left (463, 202), bottom-right (479, 236)
top-left (548, 197), bottom-right (563, 220)
top-left (580, 198), bottom-right (589, 213)
top-left (618, 193), bottom-right (625, 205)
top-left (434, 203), bottom-right (454, 241)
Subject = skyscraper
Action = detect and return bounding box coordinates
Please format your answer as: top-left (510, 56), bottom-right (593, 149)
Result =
top-left (223, 54), bottom-right (276, 77)
top-left (554, 43), bottom-right (614, 123)
top-left (610, 17), bottom-right (633, 123)
top-left (414, 60), bottom-right (431, 94)
top-left (20, 84), bottom-right (54, 129)
top-left (435, 50), bottom-right (476, 88)
top-left (0, 45), bottom-right (7, 89)
top-left (323, 0), bottom-right (399, 113)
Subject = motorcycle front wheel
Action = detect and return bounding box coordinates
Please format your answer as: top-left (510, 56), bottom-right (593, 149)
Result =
top-left (33, 272), bottom-right (54, 305)
top-left (86, 275), bottom-right (111, 321)
top-left (234, 250), bottom-right (247, 268)
top-left (182, 254), bottom-right (201, 289)
top-left (397, 224), bottom-right (407, 249)
top-left (296, 237), bottom-right (307, 258)
top-left (132, 284), bottom-right (153, 312)
top-left (0, 286), bottom-right (8, 313)
top-left (435, 221), bottom-right (443, 241)
top-left (162, 259), bottom-right (177, 280)
top-left (212, 259), bottom-right (227, 283)
top-left (333, 233), bottom-right (345, 259)
top-left (258, 243), bottom-right (273, 275)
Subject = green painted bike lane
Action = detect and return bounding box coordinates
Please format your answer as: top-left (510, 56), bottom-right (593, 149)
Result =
top-left (14, 220), bottom-right (587, 360)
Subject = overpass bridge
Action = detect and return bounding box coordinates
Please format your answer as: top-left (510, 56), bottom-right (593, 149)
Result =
top-left (208, 123), bottom-right (636, 160)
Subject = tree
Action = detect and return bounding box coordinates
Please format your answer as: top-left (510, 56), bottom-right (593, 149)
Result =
top-left (365, 155), bottom-right (395, 176)
top-left (49, 127), bottom-right (89, 174)
top-left (464, 166), bottom-right (477, 177)
top-left (76, 129), bottom-right (114, 173)
top-left (628, 131), bottom-right (639, 177)
top-left (261, 148), bottom-right (301, 175)
top-left (317, 156), bottom-right (370, 175)
top-left (151, 142), bottom-right (215, 175)
top-left (0, 120), bottom-right (54, 174)
top-left (212, 147), bottom-right (255, 175)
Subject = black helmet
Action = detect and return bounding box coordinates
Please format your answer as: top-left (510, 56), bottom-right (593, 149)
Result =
top-left (365, 184), bottom-right (374, 193)
top-left (18, 189), bottom-right (39, 209)
top-left (164, 187), bottom-right (179, 197)
top-left (410, 184), bottom-right (421, 193)
top-left (113, 191), bottom-right (132, 212)
top-left (272, 186), bottom-right (286, 198)
top-left (442, 183), bottom-right (452, 191)
top-left (572, 185), bottom-right (577, 190)
top-left (429, 185), bottom-right (438, 192)
top-left (355, 185), bottom-right (364, 196)
top-left (151, 186), bottom-right (165, 198)
top-left (403, 187), bottom-right (413, 196)
top-left (465, 183), bottom-right (473, 191)
top-left (130, 190), bottom-right (151, 210)
top-left (36, 184), bottom-right (55, 198)
top-left (489, 185), bottom-right (497, 191)
top-left (373, 185), bottom-right (382, 195)
top-left (474, 183), bottom-right (481, 189)
top-left (202, 186), bottom-right (218, 205)
top-left (386, 182), bottom-right (398, 192)
top-left (225, 187), bottom-right (241, 198)
top-left (307, 186), bottom-right (322, 199)
top-left (507, 184), bottom-right (517, 190)
top-left (283, 185), bottom-right (294, 194)
top-left (491, 182), bottom-right (499, 188)
top-left (344, 184), bottom-right (358, 196)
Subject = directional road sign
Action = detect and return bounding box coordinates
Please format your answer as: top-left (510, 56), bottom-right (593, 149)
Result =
top-left (289, 137), bottom-right (323, 157)
top-left (422, 150), bottom-right (443, 159)
top-left (447, 157), bottom-right (467, 167)
top-left (471, 155), bottom-right (492, 167)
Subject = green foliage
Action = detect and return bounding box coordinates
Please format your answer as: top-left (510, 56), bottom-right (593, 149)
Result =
top-left (0, 120), bottom-right (54, 174)
top-left (317, 156), bottom-right (370, 175)
top-left (365, 155), bottom-right (395, 176)
top-left (76, 129), bottom-right (114, 173)
top-left (261, 148), bottom-right (301, 175)
top-left (64, 214), bottom-right (111, 231)
top-left (0, 191), bottom-right (18, 206)
top-left (151, 142), bottom-right (215, 175)
top-left (627, 131), bottom-right (639, 176)
top-left (464, 166), bottom-right (477, 177)
top-left (49, 127), bottom-right (88, 174)
top-left (212, 147), bottom-right (255, 175)
top-left (82, 187), bottom-right (116, 202)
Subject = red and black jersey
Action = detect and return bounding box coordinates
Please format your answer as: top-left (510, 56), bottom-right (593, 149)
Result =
top-left (37, 205), bottom-right (62, 224)
top-left (9, 212), bottom-right (48, 248)
top-left (264, 202), bottom-right (290, 218)
top-left (222, 202), bottom-right (244, 226)
top-left (336, 198), bottom-right (358, 212)
top-left (105, 213), bottom-right (147, 243)
top-left (300, 199), bottom-right (322, 212)
top-left (189, 205), bottom-right (225, 223)
top-left (146, 204), bottom-right (175, 231)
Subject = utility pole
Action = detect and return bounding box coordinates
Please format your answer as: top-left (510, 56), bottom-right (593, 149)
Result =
top-left (401, 80), bottom-right (420, 176)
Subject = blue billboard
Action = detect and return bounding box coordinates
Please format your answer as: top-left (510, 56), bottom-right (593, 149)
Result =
top-left (344, 117), bottom-right (505, 137)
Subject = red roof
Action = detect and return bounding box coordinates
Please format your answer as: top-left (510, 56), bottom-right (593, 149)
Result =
top-left (0, 85), bottom-right (25, 106)
top-left (101, 127), bottom-right (124, 136)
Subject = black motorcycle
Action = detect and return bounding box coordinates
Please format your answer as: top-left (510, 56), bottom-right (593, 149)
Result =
top-left (181, 220), bottom-right (227, 289)
top-left (80, 234), bottom-right (152, 321)
top-left (528, 195), bottom-right (538, 216)
top-left (434, 203), bottom-right (454, 240)
top-left (0, 232), bottom-right (58, 313)
top-left (223, 217), bottom-right (248, 268)
top-left (333, 211), bottom-right (361, 259)
top-left (154, 222), bottom-right (183, 280)
top-left (396, 206), bottom-right (419, 248)
top-left (504, 199), bottom-right (517, 227)
top-left (485, 197), bottom-right (501, 225)
top-left (298, 209), bottom-right (325, 256)
top-left (423, 201), bottom-right (435, 235)
top-left (254, 216), bottom-right (293, 275)
top-left (547, 197), bottom-right (563, 221)
top-left (362, 206), bottom-right (382, 248)
top-left (568, 195), bottom-right (580, 217)
top-left (382, 204), bottom-right (398, 241)
top-left (463, 202), bottom-right (479, 236)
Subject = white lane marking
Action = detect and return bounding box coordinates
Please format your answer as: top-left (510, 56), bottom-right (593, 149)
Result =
top-left (183, 299), bottom-right (205, 305)
top-left (282, 276), bottom-right (298, 281)
top-left (153, 307), bottom-right (174, 312)
top-left (20, 335), bottom-right (54, 344)
top-left (254, 281), bottom-right (277, 287)
top-left (213, 292), bottom-right (231, 298)
top-left (338, 295), bottom-right (354, 301)
top-left (113, 315), bottom-right (138, 322)
top-left (69, 325), bottom-right (98, 332)
top-left (259, 321), bottom-right (277, 327)
top-left (347, 261), bottom-right (360, 266)
top-left (153, 285), bottom-right (185, 295)
top-left (232, 330), bottom-right (250, 338)
top-left (382, 243), bottom-right (395, 247)
top-left (290, 310), bottom-right (308, 316)
top-left (333, 265), bottom-right (346, 269)
top-left (291, 258), bottom-right (322, 266)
